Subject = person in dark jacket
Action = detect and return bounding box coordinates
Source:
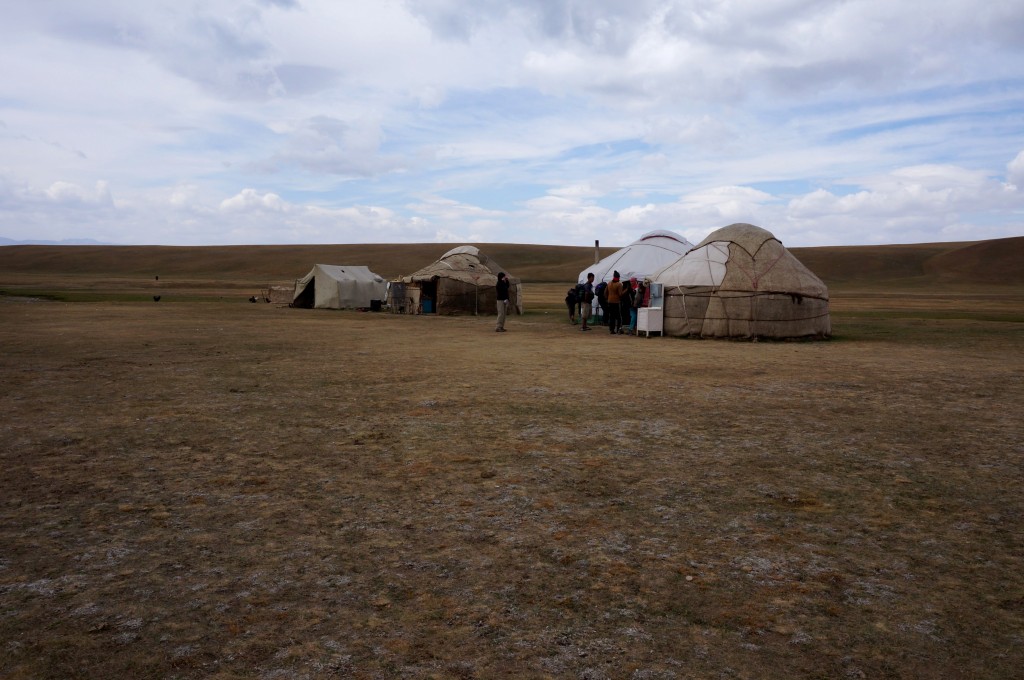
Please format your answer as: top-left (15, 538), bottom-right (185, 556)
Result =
top-left (581, 273), bottom-right (595, 331)
top-left (620, 278), bottom-right (634, 334)
top-left (495, 272), bottom-right (510, 332)
top-left (565, 287), bottom-right (578, 324)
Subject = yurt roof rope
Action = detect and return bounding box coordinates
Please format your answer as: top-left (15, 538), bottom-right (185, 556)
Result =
top-left (733, 248), bottom-right (787, 291)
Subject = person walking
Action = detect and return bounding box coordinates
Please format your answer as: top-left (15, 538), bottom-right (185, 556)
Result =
top-left (605, 271), bottom-right (623, 334)
top-left (495, 272), bottom-right (510, 332)
top-left (575, 282), bottom-right (587, 325)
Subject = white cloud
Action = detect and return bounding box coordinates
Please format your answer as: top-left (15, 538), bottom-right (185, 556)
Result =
top-left (1008, 150), bottom-right (1024, 190)
top-left (682, 185), bottom-right (775, 209)
top-left (524, 195), bottom-right (581, 212)
top-left (1, 1), bottom-right (1023, 247)
top-left (220, 188), bottom-right (286, 212)
top-left (260, 115), bottom-right (404, 177)
top-left (169, 184), bottom-right (202, 208)
top-left (643, 114), bottom-right (736, 149)
top-left (45, 180), bottom-right (114, 206)
top-left (790, 164), bottom-right (1021, 220)
top-left (548, 183), bottom-right (604, 199)
top-left (783, 161), bottom-right (1024, 244)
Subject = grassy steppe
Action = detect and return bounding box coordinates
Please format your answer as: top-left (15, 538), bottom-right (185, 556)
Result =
top-left (1, 236), bottom-right (1022, 298)
top-left (0, 238), bottom-right (1022, 678)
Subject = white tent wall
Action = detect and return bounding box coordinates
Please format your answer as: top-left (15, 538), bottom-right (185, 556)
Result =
top-left (578, 230), bottom-right (694, 284)
top-left (292, 265), bottom-right (388, 310)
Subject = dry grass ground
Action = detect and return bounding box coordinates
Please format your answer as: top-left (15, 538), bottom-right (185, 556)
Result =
top-left (2, 286), bottom-right (1022, 678)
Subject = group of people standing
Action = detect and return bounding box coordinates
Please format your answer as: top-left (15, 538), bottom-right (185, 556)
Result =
top-left (566, 270), bottom-right (647, 335)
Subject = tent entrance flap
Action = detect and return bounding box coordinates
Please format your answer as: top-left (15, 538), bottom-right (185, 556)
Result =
top-left (421, 279), bottom-right (437, 313)
top-left (292, 277), bottom-right (315, 308)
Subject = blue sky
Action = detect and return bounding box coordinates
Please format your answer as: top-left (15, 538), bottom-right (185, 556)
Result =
top-left (1, 0), bottom-right (1023, 247)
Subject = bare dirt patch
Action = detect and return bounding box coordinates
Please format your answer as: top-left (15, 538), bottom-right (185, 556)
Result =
top-left (1, 299), bottom-right (1022, 678)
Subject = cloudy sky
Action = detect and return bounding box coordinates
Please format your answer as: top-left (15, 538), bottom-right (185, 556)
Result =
top-left (2, 0), bottom-right (1023, 247)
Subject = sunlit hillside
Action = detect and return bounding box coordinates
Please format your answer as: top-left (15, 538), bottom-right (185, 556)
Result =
top-left (0, 237), bottom-right (1021, 293)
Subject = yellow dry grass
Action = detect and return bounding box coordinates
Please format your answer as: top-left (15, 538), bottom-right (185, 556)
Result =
top-left (1, 288), bottom-right (1022, 678)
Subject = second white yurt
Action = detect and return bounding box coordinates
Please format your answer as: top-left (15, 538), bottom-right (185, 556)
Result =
top-left (578, 230), bottom-right (694, 284)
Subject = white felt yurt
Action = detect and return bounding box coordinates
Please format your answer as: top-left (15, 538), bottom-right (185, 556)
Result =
top-left (652, 223), bottom-right (831, 339)
top-left (578, 230), bottom-right (694, 284)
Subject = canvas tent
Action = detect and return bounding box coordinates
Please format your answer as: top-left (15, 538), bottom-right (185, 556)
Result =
top-left (292, 264), bottom-right (388, 310)
top-left (390, 245), bottom-right (523, 315)
top-left (651, 223), bottom-right (831, 339)
top-left (578, 230), bottom-right (694, 284)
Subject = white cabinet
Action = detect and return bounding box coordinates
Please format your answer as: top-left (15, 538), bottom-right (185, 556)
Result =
top-left (638, 307), bottom-right (663, 337)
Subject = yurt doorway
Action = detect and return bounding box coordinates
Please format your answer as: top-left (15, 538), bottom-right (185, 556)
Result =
top-left (421, 279), bottom-right (438, 313)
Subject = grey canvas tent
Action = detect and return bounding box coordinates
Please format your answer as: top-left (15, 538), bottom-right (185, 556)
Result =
top-left (390, 246), bottom-right (523, 315)
top-left (292, 264), bottom-right (388, 310)
top-left (651, 223), bottom-right (831, 339)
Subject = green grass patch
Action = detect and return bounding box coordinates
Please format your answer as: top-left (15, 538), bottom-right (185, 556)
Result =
top-left (836, 309), bottom-right (1024, 323)
top-left (1, 289), bottom-right (235, 303)
top-left (831, 315), bottom-right (1023, 346)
